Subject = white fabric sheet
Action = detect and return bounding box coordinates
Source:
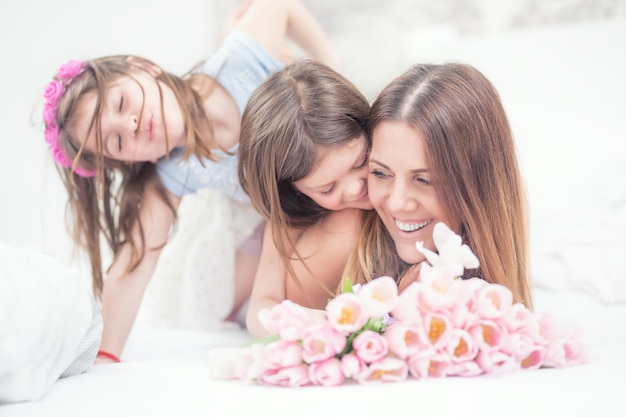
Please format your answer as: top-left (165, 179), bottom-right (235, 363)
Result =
top-left (1, 288), bottom-right (624, 417)
top-left (0, 243), bottom-right (102, 403)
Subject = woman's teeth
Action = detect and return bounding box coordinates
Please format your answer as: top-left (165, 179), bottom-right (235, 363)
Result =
top-left (396, 219), bottom-right (432, 232)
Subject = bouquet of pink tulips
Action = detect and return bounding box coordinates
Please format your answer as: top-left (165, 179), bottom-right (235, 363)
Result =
top-left (208, 223), bottom-right (587, 387)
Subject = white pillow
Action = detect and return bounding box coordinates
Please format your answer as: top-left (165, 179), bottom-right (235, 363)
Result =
top-left (0, 242), bottom-right (102, 403)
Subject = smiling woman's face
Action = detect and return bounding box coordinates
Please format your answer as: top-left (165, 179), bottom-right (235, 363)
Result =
top-left (368, 121), bottom-right (452, 264)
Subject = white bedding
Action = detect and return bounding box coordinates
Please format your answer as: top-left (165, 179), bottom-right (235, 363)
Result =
top-left (1, 288), bottom-right (624, 417)
top-left (0, 243), bottom-right (102, 404)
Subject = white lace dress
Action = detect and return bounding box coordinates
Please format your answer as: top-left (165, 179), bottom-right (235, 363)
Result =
top-left (135, 188), bottom-right (262, 331)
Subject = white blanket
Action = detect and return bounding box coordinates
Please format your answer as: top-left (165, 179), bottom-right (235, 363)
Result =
top-left (0, 243), bottom-right (102, 403)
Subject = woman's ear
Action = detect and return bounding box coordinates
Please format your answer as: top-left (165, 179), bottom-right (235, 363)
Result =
top-left (126, 56), bottom-right (162, 77)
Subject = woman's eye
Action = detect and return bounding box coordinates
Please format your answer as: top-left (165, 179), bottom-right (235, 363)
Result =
top-left (117, 135), bottom-right (122, 151)
top-left (416, 177), bottom-right (432, 185)
top-left (370, 169), bottom-right (387, 179)
top-left (119, 96), bottom-right (124, 111)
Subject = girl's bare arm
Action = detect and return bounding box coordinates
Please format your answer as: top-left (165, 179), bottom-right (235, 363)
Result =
top-left (97, 183), bottom-right (180, 361)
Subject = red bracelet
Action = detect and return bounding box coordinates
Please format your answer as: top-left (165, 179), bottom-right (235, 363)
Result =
top-left (97, 350), bottom-right (121, 363)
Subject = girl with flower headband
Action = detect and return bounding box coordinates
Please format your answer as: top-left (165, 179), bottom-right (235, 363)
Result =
top-left (344, 62), bottom-right (533, 309)
top-left (237, 59), bottom-right (371, 337)
top-left (41, 0), bottom-right (338, 363)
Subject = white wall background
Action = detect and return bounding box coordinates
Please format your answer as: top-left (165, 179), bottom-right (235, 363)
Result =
top-left (1, 0), bottom-right (625, 291)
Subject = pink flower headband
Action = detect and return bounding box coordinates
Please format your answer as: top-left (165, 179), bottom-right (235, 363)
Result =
top-left (42, 60), bottom-right (95, 177)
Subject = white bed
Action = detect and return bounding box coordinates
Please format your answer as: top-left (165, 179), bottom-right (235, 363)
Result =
top-left (2, 288), bottom-right (625, 417)
top-left (1, 3), bottom-right (625, 417)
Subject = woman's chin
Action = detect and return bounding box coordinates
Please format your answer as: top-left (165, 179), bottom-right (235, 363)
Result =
top-left (395, 244), bottom-right (425, 266)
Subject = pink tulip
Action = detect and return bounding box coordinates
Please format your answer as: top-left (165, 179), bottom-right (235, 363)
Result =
top-left (418, 273), bottom-right (463, 312)
top-left (207, 344), bottom-right (268, 381)
top-left (356, 357), bottom-right (408, 384)
top-left (352, 330), bottom-right (389, 363)
top-left (265, 339), bottom-right (304, 369)
top-left (422, 312), bottom-right (453, 349)
top-left (502, 302), bottom-right (533, 332)
top-left (468, 319), bottom-right (508, 352)
top-left (258, 300), bottom-right (313, 341)
top-left (544, 337), bottom-right (588, 368)
top-left (392, 282), bottom-right (424, 323)
top-left (207, 347), bottom-right (254, 380)
top-left (407, 350), bottom-right (451, 378)
top-left (326, 292), bottom-right (369, 334)
top-left (476, 350), bottom-right (517, 375)
top-left (259, 364), bottom-right (311, 387)
top-left (340, 353), bottom-right (365, 378)
top-left (475, 283), bottom-right (513, 319)
top-left (308, 358), bottom-right (345, 386)
top-left (448, 360), bottom-right (483, 377)
top-left (449, 278), bottom-right (489, 327)
top-left (358, 276), bottom-right (398, 318)
top-left (300, 321), bottom-right (347, 363)
top-left (531, 312), bottom-right (561, 345)
top-left (502, 333), bottom-right (536, 361)
top-left (445, 329), bottom-right (478, 363)
top-left (520, 346), bottom-right (548, 370)
top-left (385, 323), bottom-right (425, 359)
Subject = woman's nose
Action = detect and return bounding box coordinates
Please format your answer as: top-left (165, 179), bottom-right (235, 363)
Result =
top-left (387, 179), bottom-right (417, 212)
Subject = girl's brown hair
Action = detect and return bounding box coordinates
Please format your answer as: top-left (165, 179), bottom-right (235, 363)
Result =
top-left (238, 59), bottom-right (369, 293)
top-left (55, 55), bottom-right (216, 299)
top-left (344, 63), bottom-right (532, 309)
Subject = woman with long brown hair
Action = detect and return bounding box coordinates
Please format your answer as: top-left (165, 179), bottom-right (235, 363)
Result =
top-left (345, 62), bottom-right (532, 309)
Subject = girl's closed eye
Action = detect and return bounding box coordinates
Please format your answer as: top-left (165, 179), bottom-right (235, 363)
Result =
top-left (321, 184), bottom-right (335, 195)
top-left (415, 175), bottom-right (432, 185)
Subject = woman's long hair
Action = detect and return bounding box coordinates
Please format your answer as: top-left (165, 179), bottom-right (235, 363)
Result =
top-left (344, 63), bottom-right (532, 309)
